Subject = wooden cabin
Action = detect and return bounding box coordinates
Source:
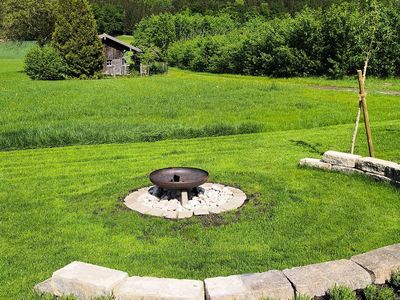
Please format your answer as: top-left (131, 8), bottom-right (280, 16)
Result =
top-left (99, 34), bottom-right (141, 76)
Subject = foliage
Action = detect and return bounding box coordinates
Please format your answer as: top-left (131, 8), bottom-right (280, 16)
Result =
top-left (364, 285), bottom-right (396, 300)
top-left (328, 286), bottom-right (357, 300)
top-left (390, 270), bottom-right (400, 288)
top-left (168, 1), bottom-right (400, 78)
top-left (0, 0), bottom-right (56, 46)
top-left (88, 0), bottom-right (363, 32)
top-left (24, 45), bottom-right (66, 80)
top-left (137, 45), bottom-right (168, 74)
top-left (133, 12), bottom-right (236, 54)
top-left (92, 3), bottom-right (124, 35)
top-left (52, 0), bottom-right (104, 78)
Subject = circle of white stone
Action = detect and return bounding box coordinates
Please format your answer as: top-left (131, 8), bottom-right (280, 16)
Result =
top-left (123, 183), bottom-right (247, 219)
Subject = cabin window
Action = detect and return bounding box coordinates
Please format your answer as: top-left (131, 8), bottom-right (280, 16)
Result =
top-left (106, 60), bottom-right (112, 66)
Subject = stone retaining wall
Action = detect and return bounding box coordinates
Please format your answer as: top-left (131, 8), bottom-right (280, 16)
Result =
top-left (300, 151), bottom-right (400, 188)
top-left (35, 244), bottom-right (400, 300)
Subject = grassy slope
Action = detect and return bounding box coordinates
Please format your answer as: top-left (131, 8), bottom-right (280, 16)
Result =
top-left (2, 42), bottom-right (400, 150)
top-left (0, 42), bottom-right (400, 299)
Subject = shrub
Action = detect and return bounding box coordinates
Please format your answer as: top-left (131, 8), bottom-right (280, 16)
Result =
top-left (328, 285), bottom-right (357, 300)
top-left (390, 269), bottom-right (400, 289)
top-left (364, 284), bottom-right (396, 300)
top-left (24, 44), bottom-right (66, 80)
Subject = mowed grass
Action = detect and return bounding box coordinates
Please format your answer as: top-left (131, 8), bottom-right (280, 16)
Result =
top-left (2, 42), bottom-right (400, 150)
top-left (1, 124), bottom-right (400, 299)
top-left (0, 42), bottom-right (400, 299)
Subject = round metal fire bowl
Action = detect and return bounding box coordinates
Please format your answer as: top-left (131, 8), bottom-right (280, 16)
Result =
top-left (149, 167), bottom-right (209, 190)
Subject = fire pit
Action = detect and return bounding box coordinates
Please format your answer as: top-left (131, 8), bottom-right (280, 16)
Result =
top-left (123, 168), bottom-right (247, 219)
top-left (149, 167), bottom-right (209, 205)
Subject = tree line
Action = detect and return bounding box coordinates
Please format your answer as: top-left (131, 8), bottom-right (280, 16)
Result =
top-left (0, 0), bottom-right (367, 39)
top-left (158, 1), bottom-right (400, 78)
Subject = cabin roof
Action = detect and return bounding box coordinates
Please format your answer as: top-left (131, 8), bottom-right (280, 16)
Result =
top-left (99, 33), bottom-right (142, 53)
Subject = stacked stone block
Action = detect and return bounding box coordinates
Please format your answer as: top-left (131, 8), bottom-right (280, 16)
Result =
top-left (300, 151), bottom-right (400, 188)
top-left (35, 244), bottom-right (400, 300)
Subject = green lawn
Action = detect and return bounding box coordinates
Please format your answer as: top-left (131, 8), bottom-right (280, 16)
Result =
top-left (0, 42), bottom-right (400, 299)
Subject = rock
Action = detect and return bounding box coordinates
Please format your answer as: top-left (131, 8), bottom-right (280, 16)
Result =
top-left (178, 210), bottom-right (193, 219)
top-left (114, 276), bottom-right (204, 300)
top-left (355, 157), bottom-right (399, 175)
top-left (146, 208), bottom-right (164, 217)
top-left (201, 183), bottom-right (214, 189)
top-left (331, 165), bottom-right (364, 175)
top-left (124, 189), bottom-right (147, 205)
top-left (322, 151), bottom-right (361, 168)
top-left (222, 187), bottom-right (233, 195)
top-left (365, 172), bottom-right (391, 183)
top-left (52, 261), bottom-right (128, 300)
top-left (194, 208), bottom-right (209, 216)
top-left (163, 211), bottom-right (178, 219)
top-left (385, 164), bottom-right (400, 181)
top-left (283, 259), bottom-right (372, 298)
top-left (34, 278), bottom-right (53, 296)
top-left (299, 158), bottom-right (331, 170)
top-left (125, 201), bottom-right (152, 215)
top-left (148, 186), bottom-right (162, 196)
top-left (167, 200), bottom-right (180, 211)
top-left (204, 270), bottom-right (294, 300)
top-left (219, 198), bottom-right (245, 212)
top-left (212, 184), bottom-right (225, 191)
top-left (209, 207), bottom-right (223, 214)
top-left (351, 244), bottom-right (400, 284)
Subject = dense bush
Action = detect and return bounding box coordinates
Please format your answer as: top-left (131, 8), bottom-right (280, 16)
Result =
top-left (133, 12), bottom-right (236, 53)
top-left (24, 45), bottom-right (66, 80)
top-left (168, 1), bottom-right (400, 78)
top-left (328, 286), bottom-right (357, 300)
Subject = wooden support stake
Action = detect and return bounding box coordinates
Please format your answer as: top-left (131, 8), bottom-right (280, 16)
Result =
top-left (357, 70), bottom-right (375, 157)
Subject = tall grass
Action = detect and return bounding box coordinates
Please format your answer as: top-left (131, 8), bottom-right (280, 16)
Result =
top-left (2, 42), bottom-right (400, 150)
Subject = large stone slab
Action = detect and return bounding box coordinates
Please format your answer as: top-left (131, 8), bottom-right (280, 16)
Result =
top-left (351, 244), bottom-right (400, 284)
top-left (52, 261), bottom-right (128, 300)
top-left (331, 165), bottom-right (364, 175)
top-left (114, 276), bottom-right (204, 300)
top-left (204, 270), bottom-right (294, 300)
top-left (283, 259), bottom-right (372, 298)
top-left (355, 157), bottom-right (399, 176)
top-left (34, 278), bottom-right (53, 296)
top-left (385, 164), bottom-right (400, 182)
top-left (299, 158), bottom-right (331, 170)
top-left (322, 151), bottom-right (361, 168)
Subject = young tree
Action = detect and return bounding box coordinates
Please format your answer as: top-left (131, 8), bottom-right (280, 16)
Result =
top-left (52, 0), bottom-right (104, 78)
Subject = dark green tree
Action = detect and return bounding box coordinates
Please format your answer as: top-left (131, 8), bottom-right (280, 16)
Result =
top-left (92, 3), bottom-right (124, 35)
top-left (52, 0), bottom-right (104, 78)
top-left (1, 0), bottom-right (56, 45)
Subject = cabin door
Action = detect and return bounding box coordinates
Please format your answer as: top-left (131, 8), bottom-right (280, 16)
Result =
top-left (112, 59), bottom-right (123, 75)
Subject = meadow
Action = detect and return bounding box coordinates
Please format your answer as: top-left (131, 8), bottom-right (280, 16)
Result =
top-left (0, 42), bottom-right (400, 299)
